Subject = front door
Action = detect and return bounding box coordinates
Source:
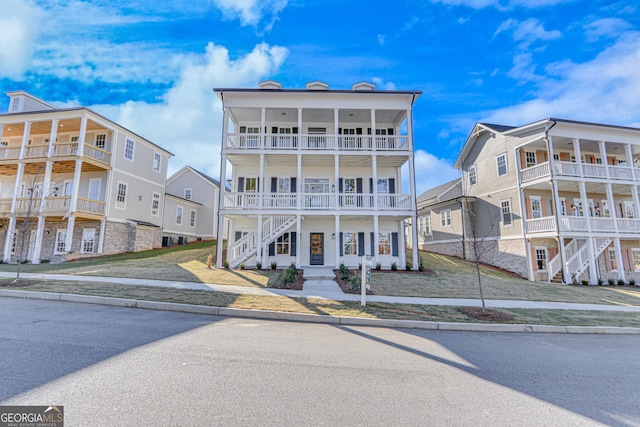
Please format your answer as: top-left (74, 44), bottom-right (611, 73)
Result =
top-left (310, 233), bottom-right (324, 265)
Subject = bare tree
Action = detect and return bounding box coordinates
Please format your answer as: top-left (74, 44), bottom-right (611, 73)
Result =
top-left (12, 166), bottom-right (44, 282)
top-left (461, 198), bottom-right (500, 312)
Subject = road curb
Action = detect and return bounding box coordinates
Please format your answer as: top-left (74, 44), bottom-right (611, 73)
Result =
top-left (2, 289), bottom-right (640, 334)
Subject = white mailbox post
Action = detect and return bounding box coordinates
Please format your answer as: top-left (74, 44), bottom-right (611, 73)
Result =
top-left (361, 255), bottom-right (372, 306)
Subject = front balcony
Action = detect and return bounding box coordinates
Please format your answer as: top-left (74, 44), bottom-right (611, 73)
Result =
top-left (526, 215), bottom-right (640, 234)
top-left (0, 143), bottom-right (111, 167)
top-left (0, 196), bottom-right (106, 218)
top-left (224, 133), bottom-right (410, 151)
top-left (520, 161), bottom-right (638, 184)
top-left (223, 192), bottom-right (413, 211)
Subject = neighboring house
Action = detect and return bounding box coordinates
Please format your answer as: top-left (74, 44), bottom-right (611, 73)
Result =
top-left (214, 80), bottom-right (421, 269)
top-left (417, 118), bottom-right (640, 284)
top-left (0, 91), bottom-right (173, 263)
top-left (162, 166), bottom-right (225, 245)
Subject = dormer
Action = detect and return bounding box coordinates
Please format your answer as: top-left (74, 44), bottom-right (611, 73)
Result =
top-left (305, 81), bottom-right (329, 90)
top-left (258, 80), bottom-right (282, 90)
top-left (6, 91), bottom-right (57, 113)
top-left (352, 82), bottom-right (375, 91)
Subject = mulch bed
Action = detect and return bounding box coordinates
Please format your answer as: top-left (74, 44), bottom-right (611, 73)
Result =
top-left (457, 306), bottom-right (515, 322)
top-left (267, 270), bottom-right (304, 290)
top-left (0, 278), bottom-right (38, 288)
top-left (334, 270), bottom-right (373, 295)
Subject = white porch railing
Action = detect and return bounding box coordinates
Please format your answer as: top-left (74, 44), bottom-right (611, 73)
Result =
top-left (52, 143), bottom-right (79, 156)
top-left (589, 217), bottom-right (616, 232)
top-left (43, 196), bottom-right (71, 214)
top-left (301, 135), bottom-right (335, 149)
top-left (617, 218), bottom-right (640, 232)
top-left (24, 144), bottom-right (49, 158)
top-left (566, 242), bottom-right (590, 279)
top-left (565, 238), bottom-right (578, 259)
top-left (520, 162), bottom-right (550, 182)
top-left (581, 163), bottom-right (608, 178)
top-left (76, 197), bottom-right (106, 215)
top-left (558, 216), bottom-right (589, 232)
top-left (526, 216), bottom-right (556, 233)
top-left (302, 193), bottom-right (335, 209)
top-left (0, 147), bottom-right (21, 160)
top-left (0, 198), bottom-right (12, 214)
top-left (609, 166), bottom-right (634, 180)
top-left (263, 194), bottom-right (297, 208)
top-left (224, 193), bottom-right (260, 209)
top-left (553, 161), bottom-right (581, 177)
top-left (228, 231), bottom-right (258, 266)
top-left (84, 145), bottom-right (111, 164)
top-left (338, 195), bottom-right (373, 209)
top-left (224, 132), bottom-right (411, 151)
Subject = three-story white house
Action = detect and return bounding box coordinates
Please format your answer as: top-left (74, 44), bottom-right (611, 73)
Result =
top-left (0, 91), bottom-right (173, 263)
top-left (215, 81), bottom-right (421, 270)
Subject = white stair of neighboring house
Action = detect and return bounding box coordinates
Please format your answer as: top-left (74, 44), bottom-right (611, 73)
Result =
top-left (228, 216), bottom-right (296, 267)
top-left (551, 237), bottom-right (612, 283)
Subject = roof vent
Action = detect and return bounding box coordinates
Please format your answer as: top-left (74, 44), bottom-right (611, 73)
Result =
top-left (259, 80), bottom-right (282, 90)
top-left (352, 82), bottom-right (375, 91)
top-left (306, 81), bottom-right (329, 90)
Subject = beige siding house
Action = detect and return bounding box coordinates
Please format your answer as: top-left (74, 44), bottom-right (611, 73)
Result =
top-left (0, 91), bottom-right (172, 263)
top-left (418, 118), bottom-right (640, 284)
top-left (162, 166), bottom-right (225, 244)
top-left (215, 80), bottom-right (421, 270)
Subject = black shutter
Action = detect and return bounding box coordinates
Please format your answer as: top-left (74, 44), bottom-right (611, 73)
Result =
top-left (338, 128), bottom-right (342, 134)
top-left (238, 177), bottom-right (244, 192)
top-left (257, 177), bottom-right (260, 192)
top-left (367, 128), bottom-right (372, 135)
top-left (271, 126), bottom-right (278, 133)
top-left (356, 128), bottom-right (363, 135)
top-left (239, 126), bottom-right (246, 133)
top-left (291, 232), bottom-right (297, 256)
top-left (369, 178), bottom-right (373, 193)
top-left (291, 177), bottom-right (296, 193)
top-left (388, 128), bottom-right (394, 135)
top-left (370, 232), bottom-right (375, 255)
top-left (271, 127), bottom-right (278, 147)
top-left (292, 127), bottom-right (298, 134)
top-left (235, 231), bottom-right (242, 241)
top-left (356, 178), bottom-right (363, 193)
top-left (339, 178), bottom-right (343, 193)
top-left (358, 233), bottom-right (365, 256)
top-left (268, 242), bottom-right (275, 256)
top-left (339, 232), bottom-right (344, 256)
top-left (392, 232), bottom-right (398, 256)
top-left (271, 177), bottom-right (277, 193)
top-left (389, 178), bottom-right (396, 194)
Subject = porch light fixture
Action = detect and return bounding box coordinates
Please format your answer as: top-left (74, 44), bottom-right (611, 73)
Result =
top-left (332, 233), bottom-right (336, 239)
top-left (331, 185), bottom-right (335, 192)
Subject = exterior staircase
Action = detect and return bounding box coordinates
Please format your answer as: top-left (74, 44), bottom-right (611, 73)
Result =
top-left (547, 237), bottom-right (612, 283)
top-left (227, 216), bottom-right (296, 267)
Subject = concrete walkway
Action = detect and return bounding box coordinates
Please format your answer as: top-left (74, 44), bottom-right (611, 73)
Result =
top-left (2, 271), bottom-right (640, 313)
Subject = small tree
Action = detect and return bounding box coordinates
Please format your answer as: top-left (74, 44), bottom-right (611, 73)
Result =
top-left (462, 198), bottom-right (500, 312)
top-left (12, 167), bottom-right (44, 282)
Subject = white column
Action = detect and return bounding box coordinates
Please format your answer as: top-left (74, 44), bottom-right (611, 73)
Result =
top-left (525, 238), bottom-right (535, 281)
top-left (297, 108), bottom-right (302, 149)
top-left (579, 181), bottom-right (591, 232)
top-left (47, 119), bottom-right (58, 157)
top-left (614, 237), bottom-right (626, 282)
top-left (598, 141), bottom-right (609, 178)
top-left (370, 109), bottom-right (376, 151)
top-left (631, 184), bottom-right (640, 222)
top-left (547, 136), bottom-right (556, 175)
top-left (216, 108), bottom-right (230, 268)
top-left (373, 215), bottom-right (379, 265)
top-left (372, 155), bottom-right (378, 209)
top-left (77, 116), bottom-right (87, 156)
top-left (559, 238), bottom-right (569, 284)
top-left (411, 216), bottom-right (419, 270)
top-left (295, 214), bottom-right (301, 268)
top-left (19, 121), bottom-right (31, 159)
top-left (605, 183), bottom-right (619, 232)
top-left (334, 155), bottom-right (339, 208)
top-left (32, 216), bottom-right (45, 263)
top-left (258, 153), bottom-right (264, 209)
top-left (70, 160), bottom-right (82, 212)
top-left (98, 219), bottom-right (106, 254)
top-left (40, 162), bottom-right (53, 211)
top-left (587, 237), bottom-right (598, 285)
top-left (573, 138), bottom-right (583, 177)
top-left (406, 109), bottom-right (413, 150)
top-left (2, 218), bottom-right (16, 262)
top-left (398, 220), bottom-right (406, 268)
top-left (625, 144), bottom-right (634, 167)
top-left (334, 214), bottom-right (340, 268)
top-left (297, 154), bottom-right (302, 210)
top-left (260, 107), bottom-right (266, 149)
top-left (257, 214), bottom-right (263, 268)
top-left (65, 216), bottom-right (75, 254)
top-left (333, 108), bottom-right (339, 149)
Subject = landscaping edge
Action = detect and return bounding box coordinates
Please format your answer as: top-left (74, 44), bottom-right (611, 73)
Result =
top-left (2, 289), bottom-right (640, 335)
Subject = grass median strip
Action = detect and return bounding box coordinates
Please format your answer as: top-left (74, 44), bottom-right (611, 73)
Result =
top-left (8, 280), bottom-right (640, 328)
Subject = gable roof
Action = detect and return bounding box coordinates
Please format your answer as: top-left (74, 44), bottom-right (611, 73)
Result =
top-left (167, 165), bottom-right (221, 187)
top-left (417, 178), bottom-right (462, 204)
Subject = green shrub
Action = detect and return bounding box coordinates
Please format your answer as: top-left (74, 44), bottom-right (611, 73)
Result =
top-left (375, 263), bottom-right (381, 270)
top-left (618, 279), bottom-right (626, 286)
top-left (418, 260), bottom-right (425, 272)
top-left (40, 259), bottom-right (50, 264)
top-left (405, 263), bottom-right (411, 271)
top-left (608, 278), bottom-right (615, 286)
top-left (597, 278), bottom-right (603, 286)
top-left (391, 262), bottom-right (397, 271)
top-left (629, 279), bottom-right (636, 287)
top-left (239, 262), bottom-right (245, 270)
top-left (271, 261), bottom-right (277, 270)
top-left (256, 261), bottom-right (262, 270)
top-left (223, 259), bottom-right (229, 269)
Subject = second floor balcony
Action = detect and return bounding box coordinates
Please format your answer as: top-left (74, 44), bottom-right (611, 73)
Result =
top-left (520, 160), bottom-right (639, 184)
top-left (0, 142), bottom-right (111, 167)
top-left (223, 192), bottom-right (414, 211)
top-left (526, 215), bottom-right (640, 234)
top-left (0, 196), bottom-right (106, 218)
top-left (224, 133), bottom-right (410, 152)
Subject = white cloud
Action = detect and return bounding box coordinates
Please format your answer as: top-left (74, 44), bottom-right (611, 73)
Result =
top-left (89, 42), bottom-right (288, 179)
top-left (480, 32), bottom-right (640, 127)
top-left (584, 18), bottom-right (632, 42)
top-left (0, 0), bottom-right (43, 79)
top-left (507, 53), bottom-right (543, 83)
top-left (429, 0), bottom-right (572, 9)
top-left (411, 150), bottom-right (459, 195)
top-left (371, 78), bottom-right (397, 90)
top-left (495, 18), bottom-right (562, 49)
top-left (377, 34), bottom-right (385, 46)
top-left (212, 0), bottom-right (288, 29)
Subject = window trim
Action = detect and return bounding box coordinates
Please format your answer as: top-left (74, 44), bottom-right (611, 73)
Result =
top-left (530, 196), bottom-right (542, 219)
top-left (500, 199), bottom-right (513, 226)
top-left (54, 229), bottom-right (67, 255)
top-left (418, 215), bottom-right (432, 236)
top-left (115, 181), bottom-right (128, 210)
top-left (184, 188), bottom-right (192, 200)
top-left (81, 228), bottom-right (96, 254)
top-left (525, 151), bottom-right (537, 167)
top-left (608, 248), bottom-right (618, 271)
top-left (176, 205), bottom-right (183, 225)
top-left (151, 191), bottom-right (161, 217)
top-left (378, 232), bottom-right (391, 255)
top-left (189, 209), bottom-right (196, 228)
top-left (468, 165), bottom-right (477, 187)
top-left (440, 209), bottom-right (452, 228)
top-left (88, 178), bottom-right (101, 201)
top-left (153, 152), bottom-right (161, 172)
top-left (496, 153), bottom-right (508, 177)
top-left (535, 247), bottom-right (548, 272)
top-left (342, 232), bottom-right (358, 256)
top-left (124, 138), bottom-right (135, 161)
top-left (276, 232), bottom-right (291, 255)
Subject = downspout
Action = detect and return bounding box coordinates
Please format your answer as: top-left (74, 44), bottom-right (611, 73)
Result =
top-left (460, 198), bottom-right (466, 260)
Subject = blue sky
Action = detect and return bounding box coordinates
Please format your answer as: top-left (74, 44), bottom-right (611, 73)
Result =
top-left (2, 0), bottom-right (639, 193)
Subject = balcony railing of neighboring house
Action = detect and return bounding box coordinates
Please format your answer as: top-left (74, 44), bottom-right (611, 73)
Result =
top-left (224, 133), bottom-right (411, 151)
top-left (42, 196), bottom-right (71, 214)
top-left (521, 160), bottom-right (639, 184)
top-left (83, 145), bottom-right (111, 165)
top-left (24, 145), bottom-right (49, 159)
top-left (0, 198), bottom-right (13, 215)
top-left (76, 197), bottom-right (106, 215)
top-left (223, 192), bottom-right (413, 211)
top-left (0, 147), bottom-right (22, 160)
top-left (527, 214), bottom-right (640, 234)
top-left (525, 216), bottom-right (556, 233)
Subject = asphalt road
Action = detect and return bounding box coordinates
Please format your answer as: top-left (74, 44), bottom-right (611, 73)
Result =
top-left (1, 298), bottom-right (639, 426)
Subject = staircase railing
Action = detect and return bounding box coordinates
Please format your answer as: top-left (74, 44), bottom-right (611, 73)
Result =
top-left (228, 216), bottom-right (297, 267)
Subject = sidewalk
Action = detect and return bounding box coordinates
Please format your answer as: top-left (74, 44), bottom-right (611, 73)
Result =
top-left (2, 271), bottom-right (640, 313)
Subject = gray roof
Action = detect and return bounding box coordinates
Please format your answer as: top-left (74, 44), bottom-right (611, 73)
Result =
top-left (417, 178), bottom-right (462, 204)
top-left (478, 122), bottom-right (516, 133)
top-left (190, 167), bottom-right (221, 187)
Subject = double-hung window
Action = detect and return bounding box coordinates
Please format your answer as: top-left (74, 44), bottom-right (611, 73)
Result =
top-left (418, 215), bottom-right (432, 236)
top-left (95, 134), bottom-right (106, 149)
top-left (535, 248), bottom-right (547, 271)
top-left (525, 152), bottom-right (537, 167)
top-left (82, 229), bottom-right (95, 253)
top-left (184, 188), bottom-right (192, 200)
top-left (496, 153), bottom-right (507, 176)
top-left (632, 249), bottom-right (640, 272)
top-left (608, 248), bottom-right (618, 271)
top-left (151, 192), bottom-right (160, 216)
top-left (153, 152), bottom-right (161, 172)
top-left (441, 209), bottom-right (451, 227)
top-left (468, 165), bottom-right (477, 186)
top-left (124, 138), bottom-right (135, 160)
top-left (276, 233), bottom-right (290, 255)
top-left (378, 233), bottom-right (391, 255)
top-left (343, 232), bottom-right (358, 255)
top-left (55, 230), bottom-right (67, 254)
top-left (190, 209), bottom-right (196, 227)
top-left (176, 206), bottom-right (183, 225)
top-left (501, 199), bottom-right (512, 226)
top-left (530, 197), bottom-right (542, 219)
top-left (115, 182), bottom-right (127, 209)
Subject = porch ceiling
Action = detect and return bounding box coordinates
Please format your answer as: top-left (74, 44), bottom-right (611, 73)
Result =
top-left (229, 107), bottom-right (405, 127)
top-left (1, 118), bottom-right (108, 138)
top-left (527, 179), bottom-right (636, 196)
